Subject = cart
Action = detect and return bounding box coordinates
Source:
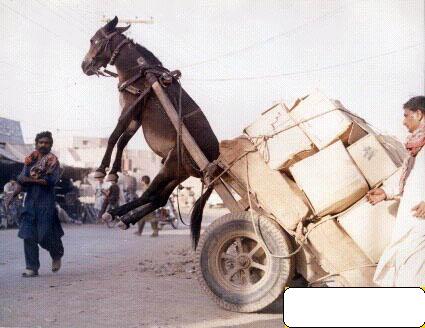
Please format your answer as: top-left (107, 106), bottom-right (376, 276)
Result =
top-left (146, 73), bottom-right (385, 313)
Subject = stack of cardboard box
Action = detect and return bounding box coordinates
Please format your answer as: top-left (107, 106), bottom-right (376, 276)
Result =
top-left (241, 89), bottom-right (408, 285)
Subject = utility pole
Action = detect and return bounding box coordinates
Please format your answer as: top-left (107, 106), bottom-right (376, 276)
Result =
top-left (101, 16), bottom-right (154, 25)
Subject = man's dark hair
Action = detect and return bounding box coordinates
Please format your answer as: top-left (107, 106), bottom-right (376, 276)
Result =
top-left (35, 131), bottom-right (53, 145)
top-left (403, 96), bottom-right (425, 113)
top-left (141, 175), bottom-right (150, 184)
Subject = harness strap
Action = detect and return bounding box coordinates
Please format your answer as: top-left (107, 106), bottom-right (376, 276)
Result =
top-left (118, 86), bottom-right (152, 124)
top-left (118, 71), bottom-right (144, 93)
top-left (182, 108), bottom-right (202, 120)
top-left (109, 39), bottom-right (132, 65)
top-left (117, 65), bottom-right (182, 96)
top-left (123, 85), bottom-right (143, 96)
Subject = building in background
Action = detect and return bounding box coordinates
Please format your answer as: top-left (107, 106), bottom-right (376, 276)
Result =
top-left (72, 136), bottom-right (108, 149)
top-left (55, 136), bottom-right (161, 179)
top-left (0, 117), bottom-right (33, 163)
top-left (0, 117), bottom-right (34, 188)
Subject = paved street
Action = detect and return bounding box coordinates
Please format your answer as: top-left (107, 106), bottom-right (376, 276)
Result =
top-left (0, 208), bottom-right (283, 328)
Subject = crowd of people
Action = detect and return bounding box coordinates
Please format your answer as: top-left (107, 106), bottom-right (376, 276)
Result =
top-left (2, 172), bottom-right (164, 227)
top-left (2, 169), bottom-right (194, 231)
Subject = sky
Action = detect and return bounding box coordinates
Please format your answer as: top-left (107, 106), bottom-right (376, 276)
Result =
top-left (0, 0), bottom-right (423, 149)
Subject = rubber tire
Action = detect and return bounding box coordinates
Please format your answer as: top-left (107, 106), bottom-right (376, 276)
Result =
top-left (195, 211), bottom-right (294, 313)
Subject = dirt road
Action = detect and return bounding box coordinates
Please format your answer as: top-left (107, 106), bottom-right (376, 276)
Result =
top-left (0, 208), bottom-right (283, 327)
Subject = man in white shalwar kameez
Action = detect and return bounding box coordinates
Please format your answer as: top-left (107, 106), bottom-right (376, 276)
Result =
top-left (367, 96), bottom-right (425, 287)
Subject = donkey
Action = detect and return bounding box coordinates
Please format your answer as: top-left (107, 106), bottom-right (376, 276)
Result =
top-left (81, 17), bottom-right (219, 248)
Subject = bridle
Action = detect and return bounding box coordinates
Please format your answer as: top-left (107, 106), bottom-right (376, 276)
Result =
top-left (88, 29), bottom-right (132, 75)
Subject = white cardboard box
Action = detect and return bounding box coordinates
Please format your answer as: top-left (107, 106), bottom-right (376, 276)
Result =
top-left (289, 90), bottom-right (353, 149)
top-left (290, 140), bottom-right (369, 216)
top-left (244, 103), bottom-right (315, 170)
top-left (306, 218), bottom-right (377, 286)
top-left (347, 134), bottom-right (399, 188)
top-left (337, 198), bottom-right (398, 263)
top-left (219, 136), bottom-right (310, 230)
top-left (376, 134), bottom-right (409, 167)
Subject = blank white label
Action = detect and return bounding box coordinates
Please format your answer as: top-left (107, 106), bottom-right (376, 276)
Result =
top-left (283, 288), bottom-right (425, 327)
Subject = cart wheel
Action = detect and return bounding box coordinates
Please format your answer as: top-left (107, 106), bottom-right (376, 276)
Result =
top-left (196, 211), bottom-right (294, 313)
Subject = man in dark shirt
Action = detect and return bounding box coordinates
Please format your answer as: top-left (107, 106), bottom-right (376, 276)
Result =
top-left (17, 131), bottom-right (64, 277)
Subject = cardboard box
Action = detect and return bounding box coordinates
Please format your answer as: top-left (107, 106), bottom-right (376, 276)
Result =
top-left (340, 108), bottom-right (408, 167)
top-left (219, 136), bottom-right (310, 230)
top-left (295, 245), bottom-right (328, 283)
top-left (290, 140), bottom-right (369, 216)
top-left (306, 218), bottom-right (377, 287)
top-left (244, 103), bottom-right (316, 170)
top-left (348, 134), bottom-right (399, 188)
top-left (376, 134), bottom-right (408, 167)
top-left (343, 121), bottom-right (369, 145)
top-left (337, 198), bottom-right (398, 263)
top-left (289, 90), bottom-right (353, 149)
top-left (382, 167), bottom-right (403, 191)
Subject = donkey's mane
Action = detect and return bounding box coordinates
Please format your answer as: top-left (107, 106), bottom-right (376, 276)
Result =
top-left (133, 42), bottom-right (163, 66)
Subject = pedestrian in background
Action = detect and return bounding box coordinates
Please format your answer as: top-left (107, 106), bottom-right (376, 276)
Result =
top-left (94, 177), bottom-right (105, 219)
top-left (134, 175), bottom-right (159, 237)
top-left (99, 180), bottom-right (120, 219)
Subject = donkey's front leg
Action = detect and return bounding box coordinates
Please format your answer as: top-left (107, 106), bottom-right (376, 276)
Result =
top-left (106, 120), bottom-right (141, 182)
top-left (94, 117), bottom-right (129, 179)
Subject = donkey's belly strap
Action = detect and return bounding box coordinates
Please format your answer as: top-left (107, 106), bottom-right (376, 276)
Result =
top-left (182, 108), bottom-right (202, 120)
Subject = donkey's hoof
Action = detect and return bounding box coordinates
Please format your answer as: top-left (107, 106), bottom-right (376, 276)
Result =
top-left (105, 173), bottom-right (119, 182)
top-left (117, 220), bottom-right (129, 230)
top-left (94, 169), bottom-right (106, 179)
top-left (101, 212), bottom-right (113, 223)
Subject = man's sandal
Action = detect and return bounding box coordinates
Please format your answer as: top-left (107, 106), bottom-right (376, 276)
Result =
top-left (52, 258), bottom-right (61, 272)
top-left (22, 269), bottom-right (38, 278)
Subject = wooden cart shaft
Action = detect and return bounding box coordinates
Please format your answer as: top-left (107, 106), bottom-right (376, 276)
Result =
top-left (147, 73), bottom-right (244, 213)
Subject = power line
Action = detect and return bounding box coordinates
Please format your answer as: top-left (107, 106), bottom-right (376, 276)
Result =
top-left (51, 1), bottom-right (99, 27)
top-left (33, 0), bottom-right (88, 34)
top-left (25, 80), bottom-right (93, 95)
top-left (181, 0), bottom-right (359, 69)
top-left (183, 43), bottom-right (421, 82)
top-left (46, 0), bottom-right (98, 33)
top-left (0, 1), bottom-right (61, 37)
top-left (0, 60), bottom-right (59, 78)
top-left (0, 60), bottom-right (80, 80)
top-left (0, 0), bottom-right (81, 51)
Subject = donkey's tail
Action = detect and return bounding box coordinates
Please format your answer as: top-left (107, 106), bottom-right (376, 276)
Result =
top-left (190, 186), bottom-right (214, 250)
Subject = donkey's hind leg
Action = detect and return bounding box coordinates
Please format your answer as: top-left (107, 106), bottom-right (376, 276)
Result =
top-left (108, 147), bottom-right (187, 218)
top-left (118, 175), bottom-right (186, 229)
top-left (106, 120), bottom-right (141, 182)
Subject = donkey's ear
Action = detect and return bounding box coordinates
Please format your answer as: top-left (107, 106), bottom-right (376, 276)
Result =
top-left (104, 16), bottom-right (118, 32)
top-left (116, 25), bottom-right (131, 34)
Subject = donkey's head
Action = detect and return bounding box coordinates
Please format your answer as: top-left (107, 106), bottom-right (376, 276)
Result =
top-left (81, 16), bottom-right (130, 76)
